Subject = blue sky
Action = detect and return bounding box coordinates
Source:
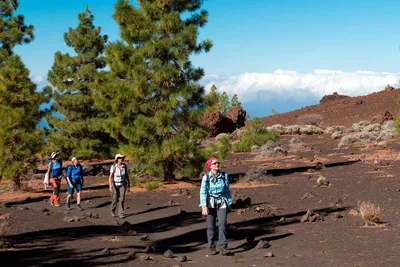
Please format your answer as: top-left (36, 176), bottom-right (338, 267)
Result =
top-left (15, 0), bottom-right (400, 117)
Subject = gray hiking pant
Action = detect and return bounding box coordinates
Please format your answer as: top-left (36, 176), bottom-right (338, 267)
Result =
top-left (111, 183), bottom-right (126, 216)
top-left (207, 207), bottom-right (228, 248)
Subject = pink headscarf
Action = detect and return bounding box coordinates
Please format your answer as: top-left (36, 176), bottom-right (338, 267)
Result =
top-left (205, 157), bottom-right (217, 168)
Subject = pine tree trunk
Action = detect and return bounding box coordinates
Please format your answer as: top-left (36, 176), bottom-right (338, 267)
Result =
top-left (163, 161), bottom-right (176, 183)
top-left (13, 176), bottom-right (21, 190)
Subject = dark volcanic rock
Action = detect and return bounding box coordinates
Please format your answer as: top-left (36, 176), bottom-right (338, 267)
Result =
top-left (100, 248), bottom-right (111, 255)
top-left (126, 251), bottom-right (136, 260)
top-left (200, 107), bottom-right (247, 136)
top-left (82, 164), bottom-right (103, 176)
top-left (256, 240), bottom-right (271, 249)
top-left (163, 249), bottom-right (174, 258)
top-left (224, 106), bottom-right (247, 128)
top-left (176, 255), bottom-right (187, 262)
top-left (140, 234), bottom-right (150, 241)
top-left (199, 110), bottom-right (223, 136)
top-left (319, 92), bottom-right (350, 104)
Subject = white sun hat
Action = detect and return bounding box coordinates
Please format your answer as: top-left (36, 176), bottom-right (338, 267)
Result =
top-left (51, 152), bottom-right (59, 159)
top-left (71, 157), bottom-right (78, 161)
top-left (115, 153), bottom-right (125, 161)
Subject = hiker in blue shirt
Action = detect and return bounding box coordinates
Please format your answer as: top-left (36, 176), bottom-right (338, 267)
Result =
top-left (200, 157), bottom-right (233, 256)
top-left (66, 157), bottom-right (84, 211)
top-left (47, 152), bottom-right (63, 207)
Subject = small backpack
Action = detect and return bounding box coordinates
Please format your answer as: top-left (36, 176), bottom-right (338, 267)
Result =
top-left (205, 171), bottom-right (227, 190)
top-left (112, 163), bottom-right (127, 182)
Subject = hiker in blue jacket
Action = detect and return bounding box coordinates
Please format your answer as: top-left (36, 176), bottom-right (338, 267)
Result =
top-left (200, 157), bottom-right (233, 256)
top-left (66, 157), bottom-right (84, 211)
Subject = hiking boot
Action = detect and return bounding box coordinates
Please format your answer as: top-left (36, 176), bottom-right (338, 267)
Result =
top-left (220, 246), bottom-right (231, 256)
top-left (54, 203), bottom-right (60, 207)
top-left (111, 211), bottom-right (117, 218)
top-left (66, 203), bottom-right (71, 210)
top-left (209, 246), bottom-right (217, 255)
top-left (77, 204), bottom-right (83, 211)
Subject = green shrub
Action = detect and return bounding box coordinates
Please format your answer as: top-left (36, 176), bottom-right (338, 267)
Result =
top-left (217, 135), bottom-right (231, 163)
top-left (129, 177), bottom-right (141, 187)
top-left (271, 108), bottom-right (279, 115)
top-left (198, 134), bottom-right (232, 169)
top-left (395, 117), bottom-right (400, 133)
top-left (144, 180), bottom-right (162, 191)
top-left (385, 84), bottom-right (394, 91)
top-left (127, 162), bottom-right (148, 179)
top-left (232, 118), bottom-right (279, 152)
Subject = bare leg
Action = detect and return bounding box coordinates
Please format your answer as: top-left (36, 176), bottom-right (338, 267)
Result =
top-left (77, 192), bottom-right (81, 205)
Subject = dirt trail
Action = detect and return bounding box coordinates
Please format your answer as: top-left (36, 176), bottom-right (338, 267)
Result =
top-left (1, 136), bottom-right (400, 266)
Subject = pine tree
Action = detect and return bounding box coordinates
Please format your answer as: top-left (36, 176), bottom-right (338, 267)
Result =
top-left (205, 84), bottom-right (220, 111)
top-left (99, 0), bottom-right (213, 181)
top-left (0, 0), bottom-right (51, 187)
top-left (230, 93), bottom-right (241, 107)
top-left (45, 6), bottom-right (115, 159)
top-left (218, 91), bottom-right (230, 113)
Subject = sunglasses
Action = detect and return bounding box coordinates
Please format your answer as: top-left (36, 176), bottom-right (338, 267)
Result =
top-left (211, 162), bottom-right (220, 165)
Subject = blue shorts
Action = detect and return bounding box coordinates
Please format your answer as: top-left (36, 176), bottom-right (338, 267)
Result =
top-left (67, 180), bottom-right (82, 195)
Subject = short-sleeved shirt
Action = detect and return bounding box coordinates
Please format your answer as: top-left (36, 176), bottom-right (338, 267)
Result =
top-left (66, 164), bottom-right (82, 182)
top-left (110, 163), bottom-right (128, 186)
top-left (49, 160), bottom-right (62, 178)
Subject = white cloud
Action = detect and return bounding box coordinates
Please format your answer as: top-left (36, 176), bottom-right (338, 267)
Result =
top-left (32, 75), bottom-right (44, 84)
top-left (31, 75), bottom-right (50, 90)
top-left (31, 70), bottom-right (400, 105)
top-left (201, 69), bottom-right (400, 103)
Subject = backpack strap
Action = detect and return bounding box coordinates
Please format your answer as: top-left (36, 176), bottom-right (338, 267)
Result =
top-left (112, 163), bottom-right (117, 179)
top-left (66, 164), bottom-right (72, 177)
top-left (206, 171), bottom-right (226, 192)
top-left (112, 163), bottom-right (126, 180)
top-left (48, 161), bottom-right (53, 174)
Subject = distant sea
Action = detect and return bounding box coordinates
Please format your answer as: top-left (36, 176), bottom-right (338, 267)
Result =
top-left (242, 98), bottom-right (319, 119)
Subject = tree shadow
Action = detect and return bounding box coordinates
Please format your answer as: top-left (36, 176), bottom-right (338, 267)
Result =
top-left (0, 245), bottom-right (129, 267)
top-left (3, 194), bottom-right (105, 209)
top-left (262, 160), bottom-right (360, 177)
top-left (185, 160), bottom-right (360, 185)
top-left (84, 184), bottom-right (109, 191)
top-left (152, 205), bottom-right (351, 254)
top-left (3, 196), bottom-right (49, 208)
top-left (82, 195), bottom-right (107, 201)
top-left (124, 205), bottom-right (172, 218)
top-left (92, 201), bottom-right (111, 209)
top-left (230, 232), bottom-right (293, 253)
top-left (1, 205), bottom-right (351, 265)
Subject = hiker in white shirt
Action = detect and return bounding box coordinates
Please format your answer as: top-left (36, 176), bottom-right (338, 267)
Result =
top-left (109, 154), bottom-right (130, 218)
